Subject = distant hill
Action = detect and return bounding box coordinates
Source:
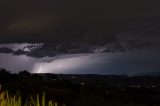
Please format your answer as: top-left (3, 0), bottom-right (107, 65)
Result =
top-left (135, 71), bottom-right (160, 76)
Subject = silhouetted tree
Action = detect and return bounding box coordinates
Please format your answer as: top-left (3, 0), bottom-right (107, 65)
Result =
top-left (0, 68), bottom-right (11, 84)
top-left (18, 70), bottom-right (31, 78)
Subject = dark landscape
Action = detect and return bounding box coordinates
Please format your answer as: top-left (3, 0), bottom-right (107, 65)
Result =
top-left (1, 68), bottom-right (160, 106)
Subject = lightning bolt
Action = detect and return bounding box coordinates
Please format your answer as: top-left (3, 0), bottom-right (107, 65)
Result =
top-left (37, 65), bottom-right (42, 73)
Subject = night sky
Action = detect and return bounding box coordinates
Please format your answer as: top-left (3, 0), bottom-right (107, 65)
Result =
top-left (0, 0), bottom-right (160, 41)
top-left (0, 0), bottom-right (160, 75)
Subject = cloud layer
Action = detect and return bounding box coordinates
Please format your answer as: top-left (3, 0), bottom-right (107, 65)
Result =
top-left (1, 0), bottom-right (160, 42)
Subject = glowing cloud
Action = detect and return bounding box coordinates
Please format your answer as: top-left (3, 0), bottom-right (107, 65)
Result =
top-left (32, 54), bottom-right (108, 74)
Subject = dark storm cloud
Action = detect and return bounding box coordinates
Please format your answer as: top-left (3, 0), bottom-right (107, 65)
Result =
top-left (0, 0), bottom-right (160, 41)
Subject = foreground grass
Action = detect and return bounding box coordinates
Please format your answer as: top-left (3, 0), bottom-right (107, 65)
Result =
top-left (0, 91), bottom-right (59, 106)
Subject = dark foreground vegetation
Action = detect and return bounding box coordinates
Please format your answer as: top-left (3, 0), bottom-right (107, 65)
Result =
top-left (1, 68), bottom-right (160, 106)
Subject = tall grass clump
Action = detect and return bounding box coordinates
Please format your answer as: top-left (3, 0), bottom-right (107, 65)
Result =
top-left (0, 91), bottom-right (21, 106)
top-left (29, 92), bottom-right (58, 106)
top-left (0, 91), bottom-right (60, 106)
